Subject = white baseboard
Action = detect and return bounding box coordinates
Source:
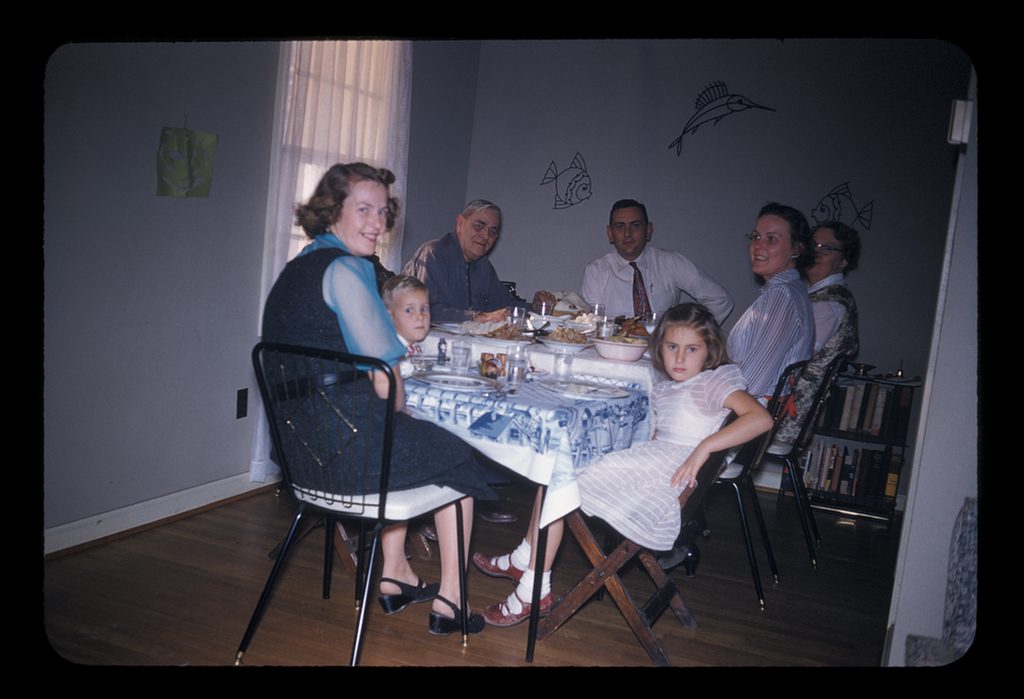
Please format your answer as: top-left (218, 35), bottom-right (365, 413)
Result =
top-left (44, 473), bottom-right (281, 555)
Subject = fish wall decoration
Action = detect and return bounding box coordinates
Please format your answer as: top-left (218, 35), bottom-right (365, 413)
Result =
top-left (669, 81), bottom-right (775, 156)
top-left (812, 182), bottom-right (874, 230)
top-left (541, 152), bottom-right (592, 209)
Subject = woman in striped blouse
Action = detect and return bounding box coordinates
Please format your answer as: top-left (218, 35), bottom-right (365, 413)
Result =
top-left (726, 203), bottom-right (816, 401)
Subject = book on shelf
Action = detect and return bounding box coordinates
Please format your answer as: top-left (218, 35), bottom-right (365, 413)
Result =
top-left (869, 385), bottom-right (891, 436)
top-left (837, 447), bottom-right (856, 495)
top-left (861, 383), bottom-right (879, 436)
top-left (806, 438), bottom-right (899, 512)
top-left (819, 377), bottom-right (914, 444)
top-left (885, 445), bottom-right (904, 499)
top-left (839, 383), bottom-right (863, 432)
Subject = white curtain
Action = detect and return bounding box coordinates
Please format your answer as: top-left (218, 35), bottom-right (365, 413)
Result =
top-left (249, 40), bottom-right (413, 483)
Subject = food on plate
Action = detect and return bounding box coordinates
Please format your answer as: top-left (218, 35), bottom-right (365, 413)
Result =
top-left (547, 326), bottom-right (590, 344)
top-left (484, 323), bottom-right (525, 340)
top-left (619, 317), bottom-right (649, 337)
top-left (605, 335), bottom-right (647, 345)
top-left (460, 319), bottom-right (506, 335)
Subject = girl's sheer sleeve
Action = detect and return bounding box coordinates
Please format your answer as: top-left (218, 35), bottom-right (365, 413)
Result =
top-left (707, 364), bottom-right (749, 410)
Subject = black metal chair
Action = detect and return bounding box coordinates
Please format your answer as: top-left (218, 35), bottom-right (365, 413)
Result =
top-left (235, 342), bottom-right (470, 666)
top-left (767, 354), bottom-right (849, 567)
top-left (711, 360), bottom-right (808, 610)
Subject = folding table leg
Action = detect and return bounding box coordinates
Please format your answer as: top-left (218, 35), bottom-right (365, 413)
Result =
top-left (525, 484), bottom-right (548, 663)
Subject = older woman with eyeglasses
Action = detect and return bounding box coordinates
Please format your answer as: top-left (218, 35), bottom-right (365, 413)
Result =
top-left (769, 221), bottom-right (861, 448)
top-left (804, 222), bottom-right (860, 354)
top-left (725, 202), bottom-right (816, 402)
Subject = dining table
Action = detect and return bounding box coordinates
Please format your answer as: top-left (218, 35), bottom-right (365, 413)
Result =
top-left (412, 326), bottom-right (659, 523)
top-left (404, 325), bottom-right (656, 660)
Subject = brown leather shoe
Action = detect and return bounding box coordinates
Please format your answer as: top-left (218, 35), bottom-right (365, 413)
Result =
top-left (472, 552), bottom-right (524, 583)
top-left (482, 589), bottom-right (553, 627)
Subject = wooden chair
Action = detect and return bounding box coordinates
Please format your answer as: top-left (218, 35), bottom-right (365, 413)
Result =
top-left (534, 443), bottom-right (736, 666)
top-left (235, 342), bottom-right (470, 666)
top-left (767, 354), bottom-right (849, 566)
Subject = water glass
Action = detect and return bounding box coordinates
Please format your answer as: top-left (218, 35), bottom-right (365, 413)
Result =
top-left (553, 349), bottom-right (574, 378)
top-left (507, 344), bottom-right (529, 386)
top-left (451, 340), bottom-right (471, 372)
top-left (508, 306), bottom-right (525, 331)
top-left (644, 311), bottom-right (659, 335)
top-left (596, 317), bottom-right (615, 338)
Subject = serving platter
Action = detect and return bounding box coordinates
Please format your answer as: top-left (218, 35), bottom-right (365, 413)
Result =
top-left (536, 378), bottom-right (630, 400)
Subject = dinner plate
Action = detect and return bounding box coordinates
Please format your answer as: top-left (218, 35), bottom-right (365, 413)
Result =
top-left (414, 372), bottom-right (498, 392)
top-left (536, 338), bottom-right (592, 354)
top-left (536, 378), bottom-right (630, 400)
top-left (474, 334), bottom-right (534, 349)
top-left (528, 313), bottom-right (564, 329)
top-left (563, 320), bottom-right (597, 334)
top-left (431, 322), bottom-right (467, 334)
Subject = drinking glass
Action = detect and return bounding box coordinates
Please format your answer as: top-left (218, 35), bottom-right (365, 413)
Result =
top-left (644, 311), bottom-right (659, 335)
top-left (508, 306), bottom-right (525, 331)
top-left (507, 344), bottom-right (529, 386)
top-left (451, 340), bottom-right (471, 372)
top-left (553, 349), bottom-right (574, 378)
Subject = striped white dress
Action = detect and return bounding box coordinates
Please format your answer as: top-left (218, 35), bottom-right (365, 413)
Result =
top-left (577, 364), bottom-right (745, 551)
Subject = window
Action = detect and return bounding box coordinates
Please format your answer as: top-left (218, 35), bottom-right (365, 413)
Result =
top-left (261, 40), bottom-right (412, 299)
top-left (251, 40), bottom-right (411, 483)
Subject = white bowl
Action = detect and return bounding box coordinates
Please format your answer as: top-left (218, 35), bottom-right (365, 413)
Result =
top-left (592, 337), bottom-right (648, 361)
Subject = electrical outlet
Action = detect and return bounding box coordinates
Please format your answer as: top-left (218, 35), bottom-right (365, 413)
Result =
top-left (236, 388), bottom-right (248, 419)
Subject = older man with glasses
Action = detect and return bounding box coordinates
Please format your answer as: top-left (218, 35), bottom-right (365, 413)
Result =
top-left (404, 199), bottom-right (525, 323)
top-left (403, 199), bottom-right (524, 526)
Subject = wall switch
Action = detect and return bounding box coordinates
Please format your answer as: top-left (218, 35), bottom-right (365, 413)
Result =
top-left (236, 388), bottom-right (248, 419)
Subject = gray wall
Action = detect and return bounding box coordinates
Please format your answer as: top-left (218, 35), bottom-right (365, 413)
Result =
top-left (438, 38), bottom-right (971, 380)
top-left (404, 41), bottom-right (481, 253)
top-left (44, 42), bottom-right (280, 532)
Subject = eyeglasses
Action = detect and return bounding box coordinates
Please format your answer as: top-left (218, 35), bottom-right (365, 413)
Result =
top-left (814, 242), bottom-right (844, 254)
top-left (471, 219), bottom-right (500, 238)
top-left (746, 231), bottom-right (784, 246)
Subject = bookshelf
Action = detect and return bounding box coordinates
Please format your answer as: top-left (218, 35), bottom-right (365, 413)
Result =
top-left (801, 373), bottom-right (919, 522)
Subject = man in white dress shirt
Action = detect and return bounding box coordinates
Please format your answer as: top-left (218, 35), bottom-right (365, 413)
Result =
top-left (535, 199), bottom-right (733, 323)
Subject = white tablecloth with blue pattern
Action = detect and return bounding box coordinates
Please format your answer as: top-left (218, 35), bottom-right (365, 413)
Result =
top-left (405, 374), bottom-right (650, 527)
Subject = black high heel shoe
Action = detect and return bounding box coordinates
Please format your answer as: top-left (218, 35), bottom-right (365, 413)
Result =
top-left (656, 543), bottom-right (701, 577)
top-left (428, 595), bottom-right (485, 636)
top-left (378, 577), bottom-right (439, 615)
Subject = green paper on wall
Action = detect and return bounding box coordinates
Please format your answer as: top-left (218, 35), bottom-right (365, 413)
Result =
top-left (156, 127), bottom-right (218, 197)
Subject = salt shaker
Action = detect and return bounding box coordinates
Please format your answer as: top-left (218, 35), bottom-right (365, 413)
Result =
top-left (437, 337), bottom-right (447, 365)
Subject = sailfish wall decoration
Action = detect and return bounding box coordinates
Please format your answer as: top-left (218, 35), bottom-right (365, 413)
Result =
top-left (668, 81), bottom-right (775, 156)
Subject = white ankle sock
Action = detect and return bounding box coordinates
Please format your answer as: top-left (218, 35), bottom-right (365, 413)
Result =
top-left (509, 538), bottom-right (532, 571)
top-left (509, 569), bottom-right (550, 614)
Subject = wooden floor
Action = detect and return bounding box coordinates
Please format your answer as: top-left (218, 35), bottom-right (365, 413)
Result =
top-left (44, 479), bottom-right (901, 668)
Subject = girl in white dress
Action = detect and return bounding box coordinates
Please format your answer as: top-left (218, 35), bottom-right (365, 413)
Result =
top-left (474, 304), bottom-right (771, 627)
top-left (577, 303), bottom-right (772, 551)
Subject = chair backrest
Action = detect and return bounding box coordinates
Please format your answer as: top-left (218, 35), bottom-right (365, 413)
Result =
top-left (718, 360), bottom-right (809, 483)
top-left (791, 354), bottom-right (847, 451)
top-left (252, 341), bottom-right (398, 516)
